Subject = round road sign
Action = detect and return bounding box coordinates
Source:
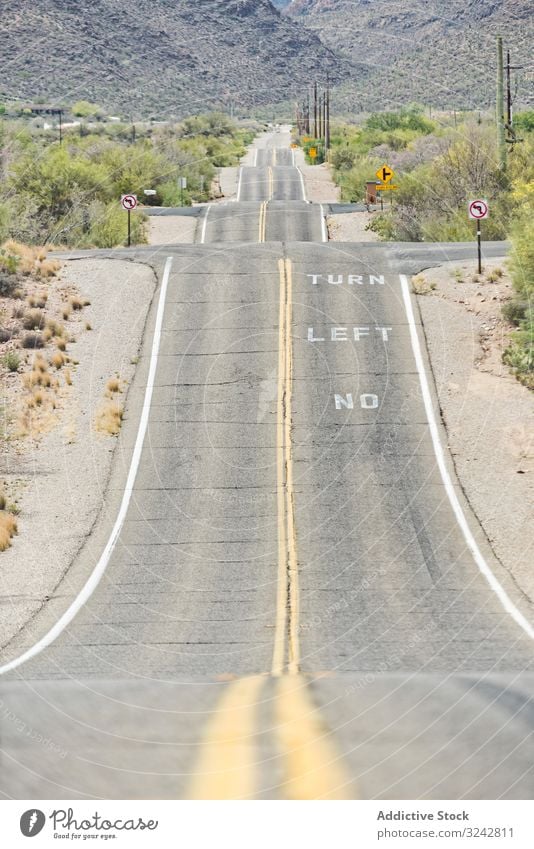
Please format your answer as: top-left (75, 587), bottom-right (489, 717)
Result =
top-left (468, 199), bottom-right (489, 220)
top-left (121, 194), bottom-right (138, 211)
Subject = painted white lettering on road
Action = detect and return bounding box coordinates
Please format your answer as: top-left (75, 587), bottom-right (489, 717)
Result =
top-left (331, 327), bottom-right (348, 341)
top-left (334, 393), bottom-right (379, 410)
top-left (376, 326), bottom-right (392, 341)
top-left (306, 274), bottom-right (386, 286)
top-left (360, 394), bottom-right (379, 409)
top-left (335, 394), bottom-right (354, 410)
top-left (307, 326), bottom-right (392, 342)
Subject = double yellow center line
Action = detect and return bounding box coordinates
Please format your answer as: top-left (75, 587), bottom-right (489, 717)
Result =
top-left (258, 200), bottom-right (267, 243)
top-left (258, 168), bottom-right (274, 242)
top-left (272, 258), bottom-right (300, 676)
top-left (187, 256), bottom-right (354, 800)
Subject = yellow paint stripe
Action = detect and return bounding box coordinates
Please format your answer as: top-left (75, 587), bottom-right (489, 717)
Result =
top-left (272, 258), bottom-right (300, 677)
top-left (272, 147), bottom-right (277, 167)
top-left (268, 166), bottom-right (274, 200)
top-left (258, 201), bottom-right (267, 243)
top-left (272, 258), bottom-right (289, 677)
top-left (187, 675), bottom-right (265, 799)
top-left (275, 676), bottom-right (355, 799)
top-left (284, 259), bottom-right (300, 675)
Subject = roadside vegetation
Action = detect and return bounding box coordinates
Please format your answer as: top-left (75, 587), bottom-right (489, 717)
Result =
top-left (304, 105), bottom-right (533, 388)
top-left (0, 107), bottom-right (255, 248)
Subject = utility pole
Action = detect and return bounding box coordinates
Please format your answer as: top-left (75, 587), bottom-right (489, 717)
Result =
top-left (325, 73), bottom-right (331, 155)
top-left (505, 48), bottom-right (524, 146)
top-left (306, 92), bottom-right (310, 135)
top-left (506, 49), bottom-right (512, 129)
top-left (58, 109), bottom-right (63, 145)
top-left (496, 36), bottom-right (507, 171)
top-left (313, 82), bottom-right (318, 138)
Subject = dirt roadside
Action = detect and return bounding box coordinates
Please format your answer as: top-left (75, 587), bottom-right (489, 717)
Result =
top-left (414, 259), bottom-right (534, 602)
top-left (0, 258), bottom-right (156, 650)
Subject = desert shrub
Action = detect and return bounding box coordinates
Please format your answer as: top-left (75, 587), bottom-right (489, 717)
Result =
top-left (21, 332), bottom-right (45, 349)
top-left (0, 329), bottom-right (12, 342)
top-left (0, 247), bottom-right (20, 276)
top-left (3, 351), bottom-right (20, 371)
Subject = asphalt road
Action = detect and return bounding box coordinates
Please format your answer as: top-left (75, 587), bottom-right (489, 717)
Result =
top-left (1, 131), bottom-right (533, 801)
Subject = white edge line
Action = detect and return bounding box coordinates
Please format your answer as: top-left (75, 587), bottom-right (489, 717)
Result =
top-left (399, 274), bottom-right (534, 641)
top-left (200, 204), bottom-right (211, 244)
top-left (297, 167), bottom-right (307, 202)
top-left (253, 148), bottom-right (258, 168)
top-left (320, 204), bottom-right (328, 243)
top-left (0, 257), bottom-right (175, 675)
top-left (236, 166), bottom-right (243, 201)
top-left (291, 149), bottom-right (295, 167)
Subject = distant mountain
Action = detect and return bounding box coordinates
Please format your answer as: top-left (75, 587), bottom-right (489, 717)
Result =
top-left (286, 0), bottom-right (534, 110)
top-left (0, 0), bottom-right (530, 118)
top-left (0, 0), bottom-right (352, 117)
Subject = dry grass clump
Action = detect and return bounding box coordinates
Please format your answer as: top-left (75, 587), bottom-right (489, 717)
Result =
top-left (412, 273), bottom-right (436, 295)
top-left (45, 318), bottom-right (64, 337)
top-left (95, 400), bottom-right (124, 436)
top-left (106, 377), bottom-right (121, 395)
top-left (2, 240), bottom-right (61, 279)
top-left (69, 296), bottom-right (84, 311)
top-left (51, 352), bottom-right (65, 370)
top-left (62, 307), bottom-right (71, 321)
top-left (64, 369), bottom-right (72, 386)
top-left (22, 368), bottom-right (51, 389)
top-left (0, 511), bottom-right (18, 551)
top-left (22, 309), bottom-right (46, 330)
top-left (56, 337), bottom-right (67, 351)
top-left (27, 292), bottom-right (48, 309)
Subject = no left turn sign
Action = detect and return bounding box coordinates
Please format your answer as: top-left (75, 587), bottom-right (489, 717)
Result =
top-left (468, 199), bottom-right (489, 220)
top-left (121, 194), bottom-right (138, 211)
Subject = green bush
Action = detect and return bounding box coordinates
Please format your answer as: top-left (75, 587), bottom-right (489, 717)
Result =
top-left (3, 351), bottom-right (20, 372)
top-left (0, 111), bottom-right (254, 247)
top-left (87, 201), bottom-right (147, 248)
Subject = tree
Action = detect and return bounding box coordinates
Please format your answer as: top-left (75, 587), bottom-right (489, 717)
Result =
top-left (72, 100), bottom-right (104, 119)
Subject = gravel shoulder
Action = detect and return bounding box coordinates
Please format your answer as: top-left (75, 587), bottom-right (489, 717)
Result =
top-left (415, 259), bottom-right (534, 602)
top-left (0, 258), bottom-right (156, 650)
top-left (147, 214), bottom-right (197, 245)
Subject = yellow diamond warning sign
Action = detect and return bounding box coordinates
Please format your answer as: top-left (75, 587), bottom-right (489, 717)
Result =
top-left (376, 164), bottom-right (395, 184)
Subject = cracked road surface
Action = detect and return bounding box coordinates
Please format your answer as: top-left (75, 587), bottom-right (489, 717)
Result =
top-left (1, 129), bottom-right (533, 800)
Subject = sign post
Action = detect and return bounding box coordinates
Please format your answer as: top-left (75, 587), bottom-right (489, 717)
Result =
top-left (179, 177), bottom-right (187, 206)
top-left (121, 194), bottom-right (138, 246)
top-left (468, 199), bottom-right (489, 274)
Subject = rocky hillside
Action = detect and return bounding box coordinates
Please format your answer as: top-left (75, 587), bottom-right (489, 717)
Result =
top-left (0, 0), bottom-right (352, 117)
top-left (0, 0), bottom-right (530, 117)
top-left (286, 0), bottom-right (533, 110)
